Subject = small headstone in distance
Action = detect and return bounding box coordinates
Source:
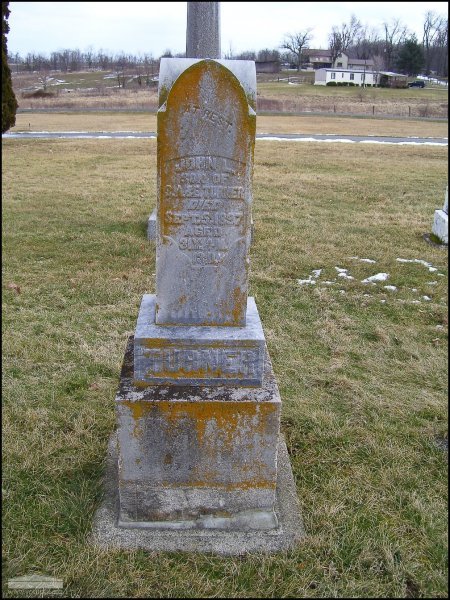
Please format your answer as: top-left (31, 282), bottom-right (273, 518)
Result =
top-left (432, 185), bottom-right (448, 245)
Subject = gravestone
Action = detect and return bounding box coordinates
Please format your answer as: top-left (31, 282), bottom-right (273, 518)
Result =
top-left (432, 185), bottom-right (448, 245)
top-left (147, 208), bottom-right (156, 240)
top-left (186, 1), bottom-right (221, 59)
top-left (123, 58), bottom-right (276, 526)
top-left (93, 3), bottom-right (302, 553)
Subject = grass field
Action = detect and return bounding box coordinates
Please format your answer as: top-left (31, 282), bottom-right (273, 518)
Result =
top-left (2, 129), bottom-right (447, 597)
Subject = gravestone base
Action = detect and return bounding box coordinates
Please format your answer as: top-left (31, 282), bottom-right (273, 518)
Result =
top-left (91, 431), bottom-right (304, 554)
top-left (134, 295), bottom-right (266, 386)
top-left (147, 208), bottom-right (156, 241)
top-left (116, 337), bottom-right (281, 529)
top-left (432, 209), bottom-right (448, 245)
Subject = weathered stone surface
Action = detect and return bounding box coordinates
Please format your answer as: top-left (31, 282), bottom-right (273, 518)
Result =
top-left (156, 59), bottom-right (256, 326)
top-left (134, 294), bottom-right (265, 387)
top-left (91, 432), bottom-right (305, 553)
top-left (149, 208), bottom-right (253, 244)
top-left (147, 208), bottom-right (156, 240)
top-left (432, 210), bottom-right (448, 244)
top-left (432, 186), bottom-right (448, 244)
top-left (158, 58), bottom-right (256, 111)
top-left (118, 337), bottom-right (280, 529)
top-left (186, 2), bottom-right (221, 59)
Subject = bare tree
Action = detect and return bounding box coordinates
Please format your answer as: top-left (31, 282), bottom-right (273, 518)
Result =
top-left (280, 29), bottom-right (313, 71)
top-left (383, 19), bottom-right (408, 71)
top-left (353, 24), bottom-right (382, 60)
top-left (223, 42), bottom-right (234, 60)
top-left (423, 11), bottom-right (445, 75)
top-left (433, 18), bottom-right (448, 77)
top-left (37, 71), bottom-right (52, 91)
top-left (142, 53), bottom-right (156, 86)
top-left (328, 15), bottom-right (362, 66)
top-left (236, 50), bottom-right (256, 60)
top-left (257, 48), bottom-right (280, 62)
top-left (371, 54), bottom-right (385, 85)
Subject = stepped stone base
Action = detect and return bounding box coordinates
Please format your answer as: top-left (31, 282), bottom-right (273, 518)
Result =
top-left (117, 336), bottom-right (281, 528)
top-left (91, 431), bottom-right (304, 554)
top-left (134, 295), bottom-right (266, 386)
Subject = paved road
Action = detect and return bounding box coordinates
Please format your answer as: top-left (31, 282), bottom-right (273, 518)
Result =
top-left (2, 131), bottom-right (448, 145)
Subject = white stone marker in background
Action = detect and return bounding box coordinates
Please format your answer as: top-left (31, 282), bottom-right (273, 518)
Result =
top-left (432, 185), bottom-right (448, 244)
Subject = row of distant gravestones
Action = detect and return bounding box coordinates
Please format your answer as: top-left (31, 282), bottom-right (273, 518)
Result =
top-left (147, 187), bottom-right (448, 246)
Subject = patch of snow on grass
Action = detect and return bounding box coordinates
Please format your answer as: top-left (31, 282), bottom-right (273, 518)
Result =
top-left (258, 137), bottom-right (356, 144)
top-left (384, 285), bottom-right (397, 291)
top-left (298, 268), bottom-right (323, 285)
top-left (395, 258), bottom-right (433, 267)
top-left (422, 296), bottom-right (431, 301)
top-left (362, 273), bottom-right (389, 283)
top-left (349, 256), bottom-right (377, 263)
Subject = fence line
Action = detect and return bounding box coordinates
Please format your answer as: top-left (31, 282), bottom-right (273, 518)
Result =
top-left (256, 97), bottom-right (448, 119)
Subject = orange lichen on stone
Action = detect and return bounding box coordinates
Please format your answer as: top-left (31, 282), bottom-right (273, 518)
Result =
top-left (156, 59), bottom-right (256, 326)
top-left (121, 398), bottom-right (278, 488)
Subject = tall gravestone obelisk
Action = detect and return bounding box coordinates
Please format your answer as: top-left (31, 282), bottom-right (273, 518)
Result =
top-left (93, 2), bottom-right (303, 553)
top-left (186, 1), bottom-right (221, 59)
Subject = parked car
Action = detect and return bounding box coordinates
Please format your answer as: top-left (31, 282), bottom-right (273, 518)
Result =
top-left (408, 80), bottom-right (425, 88)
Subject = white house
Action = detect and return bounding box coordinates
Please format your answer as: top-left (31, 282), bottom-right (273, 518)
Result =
top-left (314, 68), bottom-right (377, 87)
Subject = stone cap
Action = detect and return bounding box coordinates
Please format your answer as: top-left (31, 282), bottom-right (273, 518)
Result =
top-left (158, 57), bottom-right (256, 110)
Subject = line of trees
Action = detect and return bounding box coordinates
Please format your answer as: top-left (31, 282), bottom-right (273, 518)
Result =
top-left (7, 46), bottom-right (289, 75)
top-left (7, 47), bottom-right (161, 78)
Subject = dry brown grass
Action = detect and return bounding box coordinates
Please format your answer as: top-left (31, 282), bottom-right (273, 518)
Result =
top-left (10, 111), bottom-right (449, 139)
top-left (12, 69), bottom-right (448, 119)
top-left (15, 88), bottom-right (159, 112)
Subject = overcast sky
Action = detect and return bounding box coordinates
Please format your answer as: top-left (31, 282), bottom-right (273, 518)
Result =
top-left (7, 2), bottom-right (449, 58)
